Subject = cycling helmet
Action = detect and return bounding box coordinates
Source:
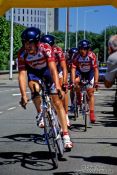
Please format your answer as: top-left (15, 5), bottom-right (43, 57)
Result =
top-left (68, 47), bottom-right (78, 55)
top-left (40, 34), bottom-right (55, 46)
top-left (21, 27), bottom-right (41, 44)
top-left (78, 39), bottom-right (91, 49)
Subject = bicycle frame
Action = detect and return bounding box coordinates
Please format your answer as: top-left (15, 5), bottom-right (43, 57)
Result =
top-left (37, 80), bottom-right (64, 168)
top-left (80, 82), bottom-right (89, 131)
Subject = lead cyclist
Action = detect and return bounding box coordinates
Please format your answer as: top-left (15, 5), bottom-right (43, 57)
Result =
top-left (18, 27), bottom-right (73, 149)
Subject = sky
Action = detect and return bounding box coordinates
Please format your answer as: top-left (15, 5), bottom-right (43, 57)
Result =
top-left (58, 5), bottom-right (117, 34)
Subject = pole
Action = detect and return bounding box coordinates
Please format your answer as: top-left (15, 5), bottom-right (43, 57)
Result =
top-left (104, 28), bottom-right (106, 63)
top-left (69, 34), bottom-right (70, 49)
top-left (9, 8), bottom-right (14, 80)
top-left (45, 8), bottom-right (48, 34)
top-left (76, 8), bottom-right (78, 47)
top-left (83, 11), bottom-right (86, 40)
top-left (65, 8), bottom-right (68, 52)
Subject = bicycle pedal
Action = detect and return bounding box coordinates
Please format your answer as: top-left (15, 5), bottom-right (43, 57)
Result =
top-left (55, 134), bottom-right (61, 140)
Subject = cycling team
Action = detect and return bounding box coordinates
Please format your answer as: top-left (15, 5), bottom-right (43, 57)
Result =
top-left (18, 27), bottom-right (117, 151)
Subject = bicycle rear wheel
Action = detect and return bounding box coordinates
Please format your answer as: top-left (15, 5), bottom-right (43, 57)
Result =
top-left (83, 93), bottom-right (88, 132)
top-left (51, 109), bottom-right (64, 158)
top-left (113, 90), bottom-right (117, 117)
top-left (44, 112), bottom-right (58, 168)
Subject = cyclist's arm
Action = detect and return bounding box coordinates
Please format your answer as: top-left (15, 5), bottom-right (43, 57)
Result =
top-left (60, 60), bottom-right (68, 84)
top-left (71, 65), bottom-right (76, 84)
top-left (48, 61), bottom-right (61, 90)
top-left (91, 53), bottom-right (99, 84)
top-left (94, 67), bottom-right (99, 83)
top-left (18, 70), bottom-right (27, 98)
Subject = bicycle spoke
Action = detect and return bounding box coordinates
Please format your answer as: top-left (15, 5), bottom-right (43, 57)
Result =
top-left (44, 112), bottom-right (58, 168)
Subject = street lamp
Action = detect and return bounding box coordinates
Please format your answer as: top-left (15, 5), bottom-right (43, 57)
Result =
top-left (76, 8), bottom-right (78, 47)
top-left (84, 9), bottom-right (99, 39)
top-left (45, 8), bottom-right (48, 34)
top-left (9, 8), bottom-right (14, 80)
top-left (104, 28), bottom-right (107, 63)
top-left (65, 8), bottom-right (69, 52)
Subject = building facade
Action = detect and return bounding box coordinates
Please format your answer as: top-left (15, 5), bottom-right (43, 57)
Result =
top-left (5, 8), bottom-right (59, 33)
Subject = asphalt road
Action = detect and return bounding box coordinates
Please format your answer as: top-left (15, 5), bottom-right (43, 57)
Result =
top-left (0, 79), bottom-right (117, 175)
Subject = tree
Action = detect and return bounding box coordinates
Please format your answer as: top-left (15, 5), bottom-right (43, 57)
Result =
top-left (0, 16), bottom-right (26, 70)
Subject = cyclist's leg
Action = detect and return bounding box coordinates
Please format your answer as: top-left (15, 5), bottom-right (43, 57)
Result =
top-left (64, 92), bottom-right (70, 126)
top-left (86, 75), bottom-right (96, 123)
top-left (75, 77), bottom-right (81, 106)
top-left (51, 94), bottom-right (73, 149)
top-left (28, 81), bottom-right (41, 112)
top-left (59, 73), bottom-right (70, 127)
top-left (44, 69), bottom-right (73, 149)
top-left (28, 72), bottom-right (44, 127)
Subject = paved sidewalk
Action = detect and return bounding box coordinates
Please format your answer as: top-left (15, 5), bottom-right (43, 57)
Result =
top-left (0, 73), bottom-right (18, 85)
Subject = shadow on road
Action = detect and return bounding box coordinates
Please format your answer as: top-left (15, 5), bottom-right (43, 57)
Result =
top-left (97, 142), bottom-right (117, 147)
top-left (0, 151), bottom-right (57, 171)
top-left (69, 155), bottom-right (117, 166)
top-left (2, 133), bottom-right (46, 145)
top-left (70, 123), bottom-right (92, 132)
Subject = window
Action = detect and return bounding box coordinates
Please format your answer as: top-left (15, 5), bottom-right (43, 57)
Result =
top-left (27, 9), bottom-right (29, 14)
top-left (23, 9), bottom-right (24, 14)
top-left (23, 16), bottom-right (24, 21)
top-left (31, 9), bottom-right (33, 15)
top-left (18, 16), bottom-right (20, 21)
top-left (18, 9), bottom-right (20, 14)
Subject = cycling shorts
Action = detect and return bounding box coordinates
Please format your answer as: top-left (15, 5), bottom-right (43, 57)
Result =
top-left (27, 67), bottom-right (57, 93)
top-left (76, 69), bottom-right (94, 88)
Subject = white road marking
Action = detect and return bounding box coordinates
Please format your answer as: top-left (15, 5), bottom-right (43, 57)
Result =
top-left (12, 92), bottom-right (30, 96)
top-left (8, 107), bottom-right (16, 111)
top-left (0, 111), bottom-right (3, 114)
top-left (0, 88), bottom-right (18, 93)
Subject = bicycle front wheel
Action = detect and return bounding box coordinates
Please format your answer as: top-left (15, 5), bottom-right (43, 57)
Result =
top-left (44, 112), bottom-right (58, 168)
top-left (51, 109), bottom-right (64, 158)
top-left (74, 92), bottom-right (79, 120)
top-left (83, 93), bottom-right (89, 132)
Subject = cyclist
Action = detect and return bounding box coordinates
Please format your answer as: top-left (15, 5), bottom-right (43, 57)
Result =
top-left (104, 35), bottom-right (117, 88)
top-left (71, 39), bottom-right (99, 123)
top-left (66, 47), bottom-right (78, 73)
top-left (40, 34), bottom-right (70, 127)
top-left (66, 48), bottom-right (78, 112)
top-left (18, 27), bottom-right (73, 149)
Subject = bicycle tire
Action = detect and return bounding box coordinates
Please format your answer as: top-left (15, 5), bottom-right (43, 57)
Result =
top-left (51, 109), bottom-right (64, 157)
top-left (43, 111), bottom-right (58, 168)
top-left (113, 90), bottom-right (117, 117)
top-left (83, 92), bottom-right (88, 132)
top-left (74, 92), bottom-right (79, 120)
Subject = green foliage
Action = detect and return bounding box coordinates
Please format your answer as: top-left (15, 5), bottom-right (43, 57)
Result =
top-left (0, 16), bottom-right (26, 70)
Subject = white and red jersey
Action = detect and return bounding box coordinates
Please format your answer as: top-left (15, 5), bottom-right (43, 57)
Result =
top-left (72, 51), bottom-right (98, 72)
top-left (52, 45), bottom-right (65, 66)
top-left (18, 42), bottom-right (55, 71)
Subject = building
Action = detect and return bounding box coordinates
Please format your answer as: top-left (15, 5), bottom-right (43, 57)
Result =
top-left (5, 8), bottom-right (59, 33)
top-left (47, 8), bottom-right (58, 32)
